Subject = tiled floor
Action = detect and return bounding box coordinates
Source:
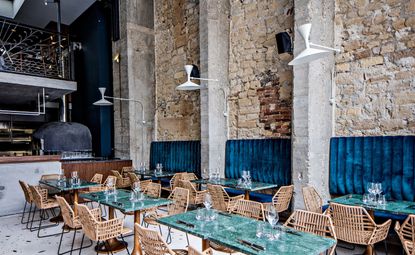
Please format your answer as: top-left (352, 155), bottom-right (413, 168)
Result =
top-left (0, 207), bottom-right (402, 255)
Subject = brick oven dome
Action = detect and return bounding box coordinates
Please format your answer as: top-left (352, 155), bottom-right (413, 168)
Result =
top-left (33, 122), bottom-right (92, 152)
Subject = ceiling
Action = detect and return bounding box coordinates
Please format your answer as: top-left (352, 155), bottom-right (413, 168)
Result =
top-left (14, 0), bottom-right (96, 29)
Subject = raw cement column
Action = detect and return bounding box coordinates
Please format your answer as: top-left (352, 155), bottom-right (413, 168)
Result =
top-left (292, 0), bottom-right (335, 208)
top-left (199, 0), bottom-right (230, 177)
top-left (113, 0), bottom-right (155, 168)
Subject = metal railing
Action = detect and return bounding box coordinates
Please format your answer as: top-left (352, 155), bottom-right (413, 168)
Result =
top-left (0, 16), bottom-right (72, 80)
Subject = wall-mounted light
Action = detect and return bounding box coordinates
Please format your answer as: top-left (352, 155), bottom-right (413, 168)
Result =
top-left (113, 53), bottom-right (120, 63)
top-left (288, 23), bottom-right (340, 66)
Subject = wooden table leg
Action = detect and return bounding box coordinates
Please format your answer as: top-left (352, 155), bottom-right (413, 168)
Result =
top-left (73, 189), bottom-right (78, 215)
top-left (202, 239), bottom-right (210, 250)
top-left (132, 210), bottom-right (143, 255)
top-left (244, 190), bottom-right (250, 200)
top-left (95, 207), bottom-right (128, 253)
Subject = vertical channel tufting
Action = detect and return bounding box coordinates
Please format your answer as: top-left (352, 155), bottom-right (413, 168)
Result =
top-left (329, 136), bottom-right (415, 201)
top-left (149, 141), bottom-right (201, 176)
top-left (224, 139), bottom-right (291, 185)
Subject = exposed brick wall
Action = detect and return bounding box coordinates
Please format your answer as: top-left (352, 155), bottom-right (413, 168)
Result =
top-left (154, 0), bottom-right (200, 140)
top-left (228, 0), bottom-right (294, 138)
top-left (335, 0), bottom-right (415, 135)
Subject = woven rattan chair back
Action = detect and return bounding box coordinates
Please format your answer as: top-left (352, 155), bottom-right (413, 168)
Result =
top-left (168, 187), bottom-right (189, 215)
top-left (302, 186), bottom-right (323, 213)
top-left (76, 204), bottom-right (98, 241)
top-left (329, 202), bottom-right (377, 245)
top-left (272, 185), bottom-right (294, 212)
top-left (111, 170), bottom-right (122, 179)
top-left (19, 180), bottom-right (33, 203)
top-left (180, 180), bottom-right (199, 203)
top-left (128, 172), bottom-right (140, 183)
top-left (395, 214), bottom-right (415, 255)
top-left (144, 182), bottom-right (161, 198)
top-left (29, 185), bottom-right (53, 209)
top-left (170, 172), bottom-right (186, 190)
top-left (90, 174), bottom-right (103, 184)
top-left (40, 174), bottom-right (60, 180)
top-left (207, 184), bottom-right (229, 211)
top-left (121, 166), bottom-right (134, 176)
top-left (184, 173), bottom-right (198, 181)
top-left (230, 199), bottom-right (264, 220)
top-left (140, 179), bottom-right (152, 191)
top-left (284, 210), bottom-right (337, 255)
top-left (188, 246), bottom-right (212, 255)
top-left (136, 224), bottom-right (175, 255)
top-left (55, 196), bottom-right (78, 229)
top-left (103, 175), bottom-right (117, 186)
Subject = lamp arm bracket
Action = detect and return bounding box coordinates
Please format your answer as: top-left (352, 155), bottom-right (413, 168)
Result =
top-left (309, 42), bottom-right (341, 53)
top-left (104, 95), bottom-right (146, 123)
top-left (190, 77), bottom-right (219, 82)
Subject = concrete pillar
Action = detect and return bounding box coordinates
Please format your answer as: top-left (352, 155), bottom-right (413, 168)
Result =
top-left (292, 0), bottom-right (335, 208)
top-left (113, 0), bottom-right (155, 168)
top-left (199, 0), bottom-right (230, 177)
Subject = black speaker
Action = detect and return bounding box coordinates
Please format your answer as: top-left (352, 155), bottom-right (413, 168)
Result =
top-left (276, 32), bottom-right (292, 54)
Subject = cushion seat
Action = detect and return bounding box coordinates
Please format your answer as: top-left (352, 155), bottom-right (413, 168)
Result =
top-left (225, 188), bottom-right (273, 203)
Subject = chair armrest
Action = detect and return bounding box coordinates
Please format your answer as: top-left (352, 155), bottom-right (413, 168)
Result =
top-left (369, 219), bottom-right (392, 244)
top-left (39, 188), bottom-right (49, 203)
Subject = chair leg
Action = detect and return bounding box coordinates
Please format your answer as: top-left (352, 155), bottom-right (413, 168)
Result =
top-left (104, 241), bottom-right (114, 255)
top-left (120, 234), bottom-right (131, 255)
top-left (166, 227), bottom-right (172, 244)
top-left (185, 233), bottom-right (189, 246)
top-left (383, 241), bottom-right (388, 255)
top-left (36, 209), bottom-right (61, 238)
top-left (57, 227), bottom-right (65, 255)
top-left (21, 201), bottom-right (27, 224)
top-left (70, 228), bottom-right (77, 254)
top-left (158, 225), bottom-right (163, 236)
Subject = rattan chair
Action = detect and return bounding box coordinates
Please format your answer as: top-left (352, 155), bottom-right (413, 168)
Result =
top-left (263, 185), bottom-right (294, 213)
top-left (144, 187), bottom-right (190, 243)
top-left (76, 203), bottom-right (131, 255)
top-left (302, 186), bottom-right (323, 213)
top-left (28, 185), bottom-right (60, 237)
top-left (188, 246), bottom-right (212, 255)
top-left (121, 166), bottom-right (135, 176)
top-left (229, 199), bottom-right (265, 220)
top-left (40, 174), bottom-right (61, 195)
top-left (144, 182), bottom-right (161, 198)
top-left (90, 173), bottom-right (103, 184)
top-left (128, 172), bottom-right (140, 183)
top-left (161, 172), bottom-right (186, 193)
top-left (135, 224), bottom-right (188, 255)
top-left (140, 179), bottom-right (153, 191)
top-left (207, 184), bottom-right (244, 212)
top-left (180, 180), bottom-right (207, 205)
top-left (55, 196), bottom-right (94, 255)
top-left (284, 209), bottom-right (337, 255)
top-left (395, 214), bottom-right (415, 255)
top-left (111, 170), bottom-right (131, 188)
top-left (18, 180), bottom-right (34, 226)
top-left (328, 202), bottom-right (391, 252)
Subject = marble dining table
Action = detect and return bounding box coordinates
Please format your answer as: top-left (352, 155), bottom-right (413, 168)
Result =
top-left (80, 189), bottom-right (172, 255)
top-left (157, 208), bottom-right (336, 255)
top-left (134, 170), bottom-right (176, 183)
top-left (191, 178), bottom-right (279, 199)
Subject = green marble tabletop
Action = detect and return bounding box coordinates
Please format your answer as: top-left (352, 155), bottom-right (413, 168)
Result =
top-left (192, 178), bottom-right (278, 192)
top-left (39, 179), bottom-right (101, 191)
top-left (330, 194), bottom-right (415, 215)
top-left (157, 209), bottom-right (335, 255)
top-left (134, 170), bottom-right (176, 178)
top-left (80, 189), bottom-right (172, 213)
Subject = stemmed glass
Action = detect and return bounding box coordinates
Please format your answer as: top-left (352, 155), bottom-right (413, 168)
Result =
top-left (131, 181), bottom-right (142, 201)
top-left (204, 193), bottom-right (213, 210)
top-left (265, 205), bottom-right (279, 240)
top-left (106, 178), bottom-right (115, 195)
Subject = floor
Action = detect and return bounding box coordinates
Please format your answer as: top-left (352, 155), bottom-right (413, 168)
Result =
top-left (0, 206), bottom-right (402, 255)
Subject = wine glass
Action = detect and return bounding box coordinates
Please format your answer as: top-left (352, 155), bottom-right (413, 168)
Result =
top-left (266, 205), bottom-right (278, 228)
top-left (367, 182), bottom-right (375, 195)
top-left (132, 181), bottom-right (141, 193)
top-left (204, 193), bottom-right (213, 210)
top-left (374, 183), bottom-right (383, 195)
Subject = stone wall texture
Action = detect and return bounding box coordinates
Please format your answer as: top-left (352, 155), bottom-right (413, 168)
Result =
top-left (335, 0), bottom-right (415, 136)
top-left (228, 0), bottom-right (294, 138)
top-left (154, 0), bottom-right (201, 141)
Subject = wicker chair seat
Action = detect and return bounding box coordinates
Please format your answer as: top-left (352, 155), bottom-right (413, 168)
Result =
top-left (209, 241), bottom-right (235, 254)
top-left (172, 249), bottom-right (189, 255)
top-left (42, 198), bottom-right (59, 209)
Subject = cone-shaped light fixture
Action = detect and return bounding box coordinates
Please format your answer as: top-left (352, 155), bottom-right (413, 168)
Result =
top-left (176, 65), bottom-right (201, 90)
top-left (288, 23), bottom-right (332, 66)
top-left (93, 87), bottom-right (113, 106)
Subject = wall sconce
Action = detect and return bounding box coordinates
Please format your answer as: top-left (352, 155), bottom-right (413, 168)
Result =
top-left (113, 53), bottom-right (120, 63)
top-left (276, 31), bottom-right (292, 54)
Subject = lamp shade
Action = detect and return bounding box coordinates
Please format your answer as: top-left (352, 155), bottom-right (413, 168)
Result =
top-left (288, 47), bottom-right (330, 65)
top-left (93, 87), bottom-right (113, 106)
top-left (176, 65), bottom-right (201, 90)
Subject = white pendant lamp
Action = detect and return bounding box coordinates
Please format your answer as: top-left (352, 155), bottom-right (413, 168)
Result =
top-left (176, 65), bottom-right (202, 90)
top-left (288, 23), bottom-right (340, 66)
top-left (93, 87), bottom-right (113, 106)
top-left (176, 65), bottom-right (219, 90)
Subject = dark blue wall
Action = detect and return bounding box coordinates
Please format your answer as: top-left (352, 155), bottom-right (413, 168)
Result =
top-left (70, 2), bottom-right (113, 157)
